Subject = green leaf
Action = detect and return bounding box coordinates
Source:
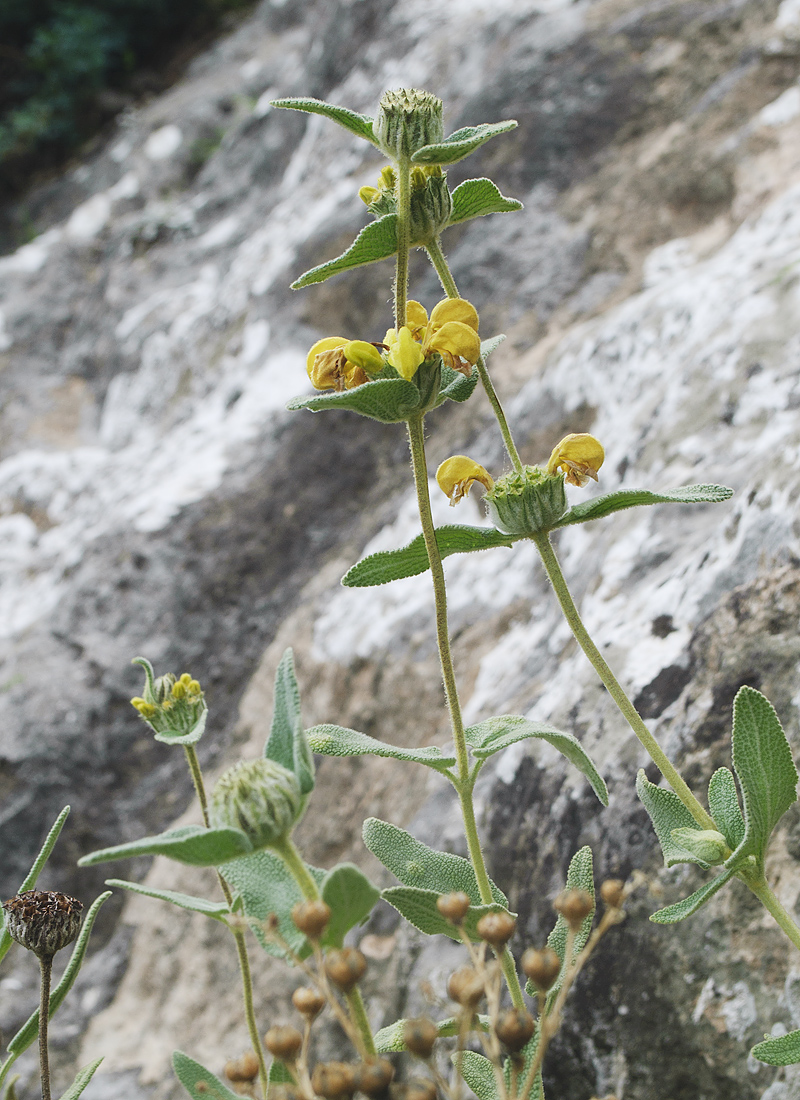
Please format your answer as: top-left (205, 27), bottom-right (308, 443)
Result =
top-left (374, 1015), bottom-right (489, 1053)
top-left (153, 707), bottom-right (208, 746)
top-left (269, 1061), bottom-right (294, 1085)
top-left (457, 1051), bottom-right (499, 1100)
top-left (649, 868), bottom-right (735, 924)
top-left (751, 1030), bottom-right (800, 1067)
top-left (104, 879), bottom-right (230, 921)
top-left (219, 849), bottom-right (325, 961)
top-left (707, 768), bottom-right (745, 850)
top-left (342, 525), bottom-right (513, 588)
top-left (288, 377), bottom-right (420, 424)
top-left (412, 121), bottom-right (518, 166)
top-left (527, 847), bottom-right (595, 1002)
top-left (382, 885), bottom-right (513, 942)
top-left (173, 1051), bottom-right (243, 1100)
top-left (320, 864), bottom-right (380, 948)
top-left (552, 485), bottom-right (734, 529)
top-left (480, 335), bottom-right (506, 361)
top-left (731, 686), bottom-right (798, 868)
top-left (78, 825), bottom-right (253, 868)
top-left (449, 178), bottom-right (523, 225)
top-left (436, 364), bottom-right (478, 405)
top-left (59, 1058), bottom-right (104, 1100)
top-left (307, 725), bottom-right (456, 772)
top-left (271, 98), bottom-right (378, 146)
top-left (291, 214), bottom-right (397, 289)
top-left (265, 648), bottom-right (314, 796)
top-left (0, 805), bottom-right (70, 965)
top-left (465, 715), bottom-right (608, 805)
top-left (363, 818), bottom-right (507, 904)
top-left (6, 892), bottom-right (111, 1058)
top-left (635, 771), bottom-right (711, 868)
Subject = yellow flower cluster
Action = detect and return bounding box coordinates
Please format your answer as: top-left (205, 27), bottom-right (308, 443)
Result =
top-left (384, 298), bottom-right (480, 381)
top-left (306, 339), bottom-right (385, 392)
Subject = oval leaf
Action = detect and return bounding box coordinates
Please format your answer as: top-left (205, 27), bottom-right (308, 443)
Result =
top-left (307, 725), bottom-right (456, 771)
top-left (342, 525), bottom-right (513, 588)
top-left (752, 1030), bottom-right (800, 1067)
top-left (382, 885), bottom-right (513, 942)
top-left (707, 767), bottom-right (745, 850)
top-left (552, 484), bottom-right (733, 528)
top-left (173, 1052), bottom-right (243, 1100)
top-left (449, 178), bottom-right (523, 225)
top-left (457, 1051), bottom-right (499, 1100)
top-left (287, 377), bottom-right (420, 424)
top-left (635, 770), bottom-right (711, 868)
top-left (104, 879), bottom-right (230, 921)
top-left (320, 863), bottom-right (380, 948)
top-left (291, 215), bottom-right (397, 289)
top-left (271, 97), bottom-right (378, 146)
top-left (78, 825), bottom-right (253, 868)
top-left (412, 121), bottom-right (518, 166)
top-left (374, 1015), bottom-right (489, 1053)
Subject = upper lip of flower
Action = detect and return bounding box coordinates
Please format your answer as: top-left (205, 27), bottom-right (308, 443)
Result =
top-left (436, 455), bottom-right (494, 506)
top-left (546, 433), bottom-right (605, 487)
top-left (384, 298), bottom-right (480, 381)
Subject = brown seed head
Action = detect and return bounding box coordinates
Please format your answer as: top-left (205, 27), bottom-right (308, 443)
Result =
top-left (600, 879), bottom-right (625, 909)
top-left (447, 966), bottom-right (484, 1007)
top-left (273, 1087), bottom-right (303, 1100)
top-left (292, 985), bottom-right (326, 1019)
top-left (311, 1062), bottom-right (357, 1099)
top-left (436, 892), bottom-right (471, 924)
top-left (2, 891), bottom-right (83, 958)
top-left (292, 899), bottom-right (331, 939)
top-left (494, 1008), bottom-right (535, 1053)
top-left (553, 888), bottom-right (593, 929)
top-left (324, 947), bottom-right (367, 992)
top-left (224, 1052), bottom-right (260, 1082)
top-left (521, 947), bottom-right (561, 991)
top-left (475, 911), bottom-right (516, 949)
top-left (402, 1017), bottom-right (439, 1059)
top-left (264, 1025), bottom-right (303, 1062)
top-left (405, 1081), bottom-right (438, 1100)
top-left (354, 1059), bottom-right (394, 1095)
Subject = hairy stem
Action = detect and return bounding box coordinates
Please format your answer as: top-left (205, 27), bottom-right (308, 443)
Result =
top-left (271, 834), bottom-right (320, 901)
top-left (746, 874), bottom-right (800, 952)
top-left (184, 745), bottom-right (211, 826)
top-left (532, 532), bottom-right (716, 831)
top-left (394, 155), bottom-right (412, 329)
top-left (38, 955), bottom-right (53, 1100)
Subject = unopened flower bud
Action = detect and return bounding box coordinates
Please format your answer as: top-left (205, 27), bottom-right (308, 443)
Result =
top-left (553, 888), bottom-right (593, 929)
top-left (476, 911), bottom-right (516, 949)
top-left (311, 1062), bottom-right (357, 1099)
top-left (403, 1018), bottom-right (439, 1059)
top-left (436, 892), bottom-right (471, 924)
top-left (521, 946), bottom-right (561, 991)
top-left (224, 1053), bottom-right (260, 1082)
top-left (292, 986), bottom-right (326, 1019)
top-left (485, 466), bottom-right (567, 535)
top-left (264, 1025), bottom-right (303, 1062)
top-left (324, 947), bottom-right (367, 991)
top-left (600, 879), bottom-right (625, 909)
top-left (354, 1060), bottom-right (394, 1095)
top-left (130, 657), bottom-right (206, 739)
top-left (373, 89), bottom-right (444, 158)
top-left (209, 758), bottom-right (303, 850)
top-left (3, 891), bottom-right (83, 959)
top-left (671, 827), bottom-right (730, 865)
top-left (447, 966), bottom-right (484, 1007)
top-left (494, 1008), bottom-right (535, 1053)
top-left (409, 166), bottom-right (452, 245)
top-left (292, 899), bottom-right (331, 939)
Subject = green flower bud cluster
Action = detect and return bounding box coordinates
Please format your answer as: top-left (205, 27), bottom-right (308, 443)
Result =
top-left (131, 659), bottom-right (205, 738)
top-left (485, 466), bottom-right (568, 536)
top-left (409, 165), bottom-right (452, 245)
top-left (373, 88), bottom-right (444, 158)
top-left (209, 758), bottom-right (303, 849)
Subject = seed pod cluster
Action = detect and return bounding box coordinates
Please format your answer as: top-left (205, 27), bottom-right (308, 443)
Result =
top-left (224, 1052), bottom-right (260, 1082)
top-left (264, 1025), bottom-right (303, 1062)
top-left (325, 947), bottom-right (367, 992)
top-left (2, 891), bottom-right (83, 959)
top-left (403, 1017), bottom-right (439, 1059)
top-left (354, 1059), bottom-right (394, 1096)
top-left (311, 1061), bottom-right (357, 1099)
top-left (447, 966), bottom-right (484, 1007)
top-left (600, 879), bottom-right (625, 909)
top-left (553, 888), bottom-right (593, 929)
top-left (293, 985), bottom-right (326, 1019)
top-left (495, 1008), bottom-right (535, 1052)
top-left (521, 947), bottom-right (561, 992)
top-left (292, 899), bottom-right (331, 939)
top-left (476, 911), bottom-right (516, 948)
top-left (436, 892), bottom-right (471, 924)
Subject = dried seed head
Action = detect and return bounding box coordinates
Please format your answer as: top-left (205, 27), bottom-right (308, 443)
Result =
top-left (324, 947), bottom-right (367, 992)
top-left (553, 888), bottom-right (593, 929)
top-left (435, 892), bottom-right (471, 924)
top-left (292, 985), bottom-right (326, 1019)
top-left (2, 891), bottom-right (83, 959)
top-left (402, 1017), bottom-right (439, 1059)
top-left (224, 1053), bottom-right (260, 1082)
top-left (494, 1008), bottom-right (535, 1053)
top-left (273, 1087), bottom-right (303, 1100)
top-left (405, 1080), bottom-right (438, 1100)
top-left (446, 966), bottom-right (484, 1007)
top-left (354, 1059), bottom-right (394, 1095)
top-left (600, 879), bottom-right (625, 909)
top-left (476, 911), bottom-right (516, 949)
top-left (292, 899), bottom-right (331, 939)
top-left (311, 1062), bottom-right (357, 1099)
top-left (264, 1025), bottom-right (303, 1062)
top-left (521, 947), bottom-right (561, 991)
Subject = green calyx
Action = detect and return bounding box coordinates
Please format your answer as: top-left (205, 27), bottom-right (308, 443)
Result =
top-left (485, 466), bottom-right (568, 535)
top-left (373, 88), bottom-right (444, 158)
top-left (209, 758), bottom-right (303, 850)
top-left (130, 658), bottom-right (206, 743)
top-left (409, 166), bottom-right (452, 244)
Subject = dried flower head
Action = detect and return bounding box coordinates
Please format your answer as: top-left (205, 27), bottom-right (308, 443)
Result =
top-left (3, 891), bottom-right (83, 958)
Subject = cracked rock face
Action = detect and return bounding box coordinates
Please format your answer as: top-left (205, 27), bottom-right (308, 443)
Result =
top-left (2, 0), bottom-right (800, 1096)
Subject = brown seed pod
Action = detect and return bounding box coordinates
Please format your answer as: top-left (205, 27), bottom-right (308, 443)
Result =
top-left (600, 879), bottom-right (625, 909)
top-left (311, 1062), bottom-right (357, 1098)
top-left (2, 891), bottom-right (83, 959)
top-left (324, 947), bottom-right (367, 992)
top-left (354, 1059), bottom-right (394, 1095)
top-left (292, 899), bottom-right (332, 939)
top-left (292, 985), bottom-right (326, 1019)
top-left (403, 1017), bottom-right (439, 1059)
top-left (475, 911), bottom-right (516, 949)
top-left (436, 892), bottom-right (471, 924)
top-left (494, 1008), bottom-right (535, 1052)
top-left (224, 1052), bottom-right (260, 1082)
top-left (446, 966), bottom-right (484, 1007)
top-left (405, 1080), bottom-right (438, 1100)
top-left (264, 1025), bottom-right (303, 1062)
top-left (273, 1087), bottom-right (303, 1100)
top-left (553, 888), bottom-right (593, 929)
top-left (521, 947), bottom-right (561, 991)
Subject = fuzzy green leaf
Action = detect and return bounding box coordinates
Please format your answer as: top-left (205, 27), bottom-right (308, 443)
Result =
top-left (731, 686), bottom-right (798, 868)
top-left (552, 484), bottom-right (733, 528)
top-left (412, 121), bottom-right (518, 166)
top-left (382, 885), bottom-right (513, 942)
top-left (104, 879), bottom-right (230, 921)
top-left (543, 847), bottom-right (595, 1003)
top-left (707, 768), bottom-right (745, 850)
top-left (374, 1015), bottom-right (489, 1053)
top-left (271, 97), bottom-right (378, 146)
top-left (307, 725), bottom-right (456, 771)
top-left (635, 771), bottom-right (711, 868)
top-left (363, 818), bottom-right (507, 905)
top-left (457, 1051), bottom-right (499, 1100)
top-left (480, 335), bottom-right (506, 361)
top-left (152, 707), bottom-right (208, 746)
top-left (649, 868), bottom-right (736, 924)
top-left (342, 525), bottom-right (513, 588)
top-left (291, 215), bottom-right (397, 289)
top-left (265, 648), bottom-right (314, 796)
top-left (78, 825), bottom-right (253, 868)
top-left (321, 864), bottom-right (380, 948)
top-left (287, 377), bottom-right (420, 424)
top-left (59, 1059), bottom-right (104, 1100)
top-left (269, 1062), bottom-right (294, 1085)
top-left (751, 1030), bottom-right (800, 1067)
top-left (436, 364), bottom-right (478, 405)
top-left (173, 1052), bottom-right (243, 1100)
top-left (465, 715), bottom-right (608, 805)
top-left (449, 178), bottom-right (523, 225)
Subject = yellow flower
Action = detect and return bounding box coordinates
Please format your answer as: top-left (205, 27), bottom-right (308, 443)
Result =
top-left (436, 455), bottom-right (494, 506)
top-left (546, 434), bottom-right (605, 487)
top-left (384, 298), bottom-right (480, 381)
top-left (306, 338), bottom-right (385, 392)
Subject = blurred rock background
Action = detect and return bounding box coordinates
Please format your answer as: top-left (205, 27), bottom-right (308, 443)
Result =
top-left (2, 0), bottom-right (800, 1096)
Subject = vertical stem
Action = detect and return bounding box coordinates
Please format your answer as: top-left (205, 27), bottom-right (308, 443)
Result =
top-left (746, 875), bottom-right (800, 951)
top-left (38, 955), bottom-right (53, 1100)
top-left (345, 988), bottom-right (377, 1058)
top-left (425, 238), bottom-right (523, 474)
top-left (532, 532), bottom-right (716, 832)
top-left (395, 155), bottom-right (412, 329)
top-left (184, 745), bottom-right (210, 826)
